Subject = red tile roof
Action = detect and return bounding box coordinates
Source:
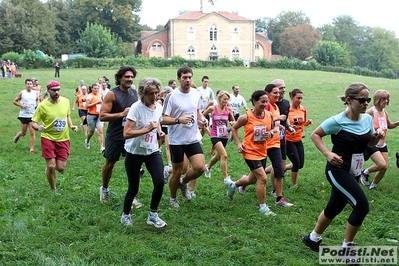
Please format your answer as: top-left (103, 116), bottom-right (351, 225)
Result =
top-left (173, 11), bottom-right (252, 22)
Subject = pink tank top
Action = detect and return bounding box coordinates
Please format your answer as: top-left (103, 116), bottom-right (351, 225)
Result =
top-left (210, 105), bottom-right (229, 138)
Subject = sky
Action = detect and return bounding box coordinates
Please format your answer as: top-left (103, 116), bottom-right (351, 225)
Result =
top-left (138, 0), bottom-right (399, 37)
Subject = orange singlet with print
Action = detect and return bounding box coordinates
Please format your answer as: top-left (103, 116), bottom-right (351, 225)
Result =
top-left (78, 94), bottom-right (88, 110)
top-left (87, 93), bottom-right (102, 115)
top-left (265, 103), bottom-right (280, 149)
top-left (242, 110), bottom-right (273, 160)
top-left (286, 105), bottom-right (307, 142)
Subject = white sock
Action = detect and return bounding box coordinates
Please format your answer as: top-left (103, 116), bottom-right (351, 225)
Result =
top-left (310, 230), bottom-right (322, 241)
top-left (231, 182), bottom-right (237, 189)
top-left (180, 178), bottom-right (185, 185)
top-left (369, 183), bottom-right (377, 189)
top-left (342, 240), bottom-right (354, 247)
top-left (259, 203), bottom-right (267, 210)
top-left (363, 169), bottom-right (369, 175)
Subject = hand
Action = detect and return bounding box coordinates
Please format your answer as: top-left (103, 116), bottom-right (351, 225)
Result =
top-left (280, 114), bottom-right (286, 121)
top-left (158, 131), bottom-right (165, 138)
top-left (22, 104), bottom-right (27, 109)
top-left (237, 143), bottom-right (244, 153)
top-left (38, 125), bottom-right (46, 132)
top-left (148, 121), bottom-right (158, 131)
top-left (267, 131), bottom-right (274, 139)
top-left (326, 152), bottom-right (343, 166)
top-left (179, 115), bottom-right (193, 124)
top-left (122, 107), bottom-right (130, 117)
top-left (71, 125), bottom-right (78, 132)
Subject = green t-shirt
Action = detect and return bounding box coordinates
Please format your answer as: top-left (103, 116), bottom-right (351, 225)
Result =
top-left (32, 97), bottom-right (71, 142)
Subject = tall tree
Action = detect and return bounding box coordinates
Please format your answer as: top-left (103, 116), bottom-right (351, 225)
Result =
top-left (75, 0), bottom-right (142, 43)
top-left (356, 27), bottom-right (399, 71)
top-left (77, 22), bottom-right (121, 58)
top-left (263, 11), bottom-right (311, 54)
top-left (279, 24), bottom-right (321, 60)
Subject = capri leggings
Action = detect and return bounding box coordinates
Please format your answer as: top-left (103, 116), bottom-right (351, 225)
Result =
top-left (324, 168), bottom-right (369, 226)
top-left (286, 140), bottom-right (304, 172)
top-left (123, 152), bottom-right (164, 214)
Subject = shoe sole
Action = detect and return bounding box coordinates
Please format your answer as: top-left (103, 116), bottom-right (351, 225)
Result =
top-left (146, 220), bottom-right (167, 228)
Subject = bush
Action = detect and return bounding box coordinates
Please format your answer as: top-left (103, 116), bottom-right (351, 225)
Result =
top-left (1, 52), bottom-right (23, 66)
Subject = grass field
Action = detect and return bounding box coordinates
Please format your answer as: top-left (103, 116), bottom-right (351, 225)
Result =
top-left (1, 67), bottom-right (398, 265)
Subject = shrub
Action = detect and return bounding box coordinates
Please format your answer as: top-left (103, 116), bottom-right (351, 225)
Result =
top-left (1, 52), bottom-right (23, 65)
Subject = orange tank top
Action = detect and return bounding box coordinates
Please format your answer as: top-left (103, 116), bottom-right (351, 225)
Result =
top-left (242, 110), bottom-right (273, 160)
top-left (265, 103), bottom-right (280, 149)
top-left (78, 94), bottom-right (88, 110)
top-left (87, 93), bottom-right (102, 115)
top-left (286, 105), bottom-right (306, 142)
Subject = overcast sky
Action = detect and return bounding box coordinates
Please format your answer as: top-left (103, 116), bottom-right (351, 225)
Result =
top-left (138, 0), bottom-right (398, 37)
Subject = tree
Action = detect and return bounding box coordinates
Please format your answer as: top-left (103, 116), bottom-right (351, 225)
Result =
top-left (74, 0), bottom-right (142, 43)
top-left (262, 11), bottom-right (311, 54)
top-left (312, 41), bottom-right (350, 67)
top-left (77, 22), bottom-right (122, 58)
top-left (279, 24), bottom-right (321, 60)
top-left (356, 27), bottom-right (399, 71)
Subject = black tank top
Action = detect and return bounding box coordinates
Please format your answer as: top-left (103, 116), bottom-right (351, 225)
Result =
top-left (106, 87), bottom-right (138, 141)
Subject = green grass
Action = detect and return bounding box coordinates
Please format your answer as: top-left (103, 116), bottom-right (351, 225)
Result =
top-left (1, 67), bottom-right (398, 265)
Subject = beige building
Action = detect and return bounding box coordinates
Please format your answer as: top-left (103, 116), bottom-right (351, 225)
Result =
top-left (138, 0), bottom-right (272, 63)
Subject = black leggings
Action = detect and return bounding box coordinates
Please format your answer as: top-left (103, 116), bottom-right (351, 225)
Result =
top-left (286, 140), bottom-right (304, 172)
top-left (123, 152), bottom-right (164, 214)
top-left (324, 168), bottom-right (369, 226)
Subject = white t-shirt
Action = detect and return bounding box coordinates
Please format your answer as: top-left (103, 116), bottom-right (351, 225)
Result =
top-left (19, 89), bottom-right (37, 118)
top-left (163, 88), bottom-right (201, 145)
top-left (229, 93), bottom-right (247, 115)
top-left (99, 88), bottom-right (110, 99)
top-left (197, 86), bottom-right (214, 112)
top-left (124, 101), bottom-right (163, 155)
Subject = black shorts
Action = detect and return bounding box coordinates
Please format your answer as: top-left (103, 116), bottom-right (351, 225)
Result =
top-left (364, 145), bottom-right (388, 161)
top-left (244, 158), bottom-right (266, 171)
top-left (280, 139), bottom-right (287, 160)
top-left (211, 137), bottom-right (228, 147)
top-left (78, 108), bottom-right (87, 118)
top-left (161, 126), bottom-right (168, 135)
top-left (169, 142), bottom-right (203, 164)
top-left (103, 139), bottom-right (126, 162)
top-left (18, 117), bottom-right (32, 124)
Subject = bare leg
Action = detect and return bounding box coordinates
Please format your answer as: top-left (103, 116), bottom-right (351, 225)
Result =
top-left (102, 160), bottom-right (116, 188)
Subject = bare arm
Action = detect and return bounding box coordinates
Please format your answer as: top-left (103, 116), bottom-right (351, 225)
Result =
top-left (123, 119), bottom-right (158, 139)
top-left (99, 91), bottom-right (130, 121)
top-left (310, 126), bottom-right (343, 166)
top-left (232, 113), bottom-right (248, 153)
top-left (13, 92), bottom-right (25, 108)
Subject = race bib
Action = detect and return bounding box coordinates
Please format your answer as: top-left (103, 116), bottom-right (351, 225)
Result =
top-left (349, 153), bottom-right (364, 176)
top-left (216, 125), bottom-right (228, 138)
top-left (96, 104), bottom-right (102, 113)
top-left (122, 117), bottom-right (126, 127)
top-left (82, 102), bottom-right (87, 108)
top-left (54, 118), bottom-right (67, 132)
top-left (139, 132), bottom-right (157, 150)
top-left (183, 112), bottom-right (194, 128)
top-left (274, 120), bottom-right (280, 133)
top-left (279, 127), bottom-right (286, 140)
top-left (378, 117), bottom-right (387, 130)
top-left (254, 125), bottom-right (266, 142)
top-left (27, 103), bottom-right (36, 114)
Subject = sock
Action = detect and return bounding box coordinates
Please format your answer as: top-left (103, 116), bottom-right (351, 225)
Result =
top-left (369, 183), bottom-right (377, 189)
top-left (230, 182), bottom-right (237, 189)
top-left (259, 203), bottom-right (267, 210)
top-left (150, 211), bottom-right (156, 216)
top-left (363, 169), bottom-right (369, 175)
top-left (102, 187), bottom-right (109, 192)
top-left (180, 178), bottom-right (185, 185)
top-left (276, 196), bottom-right (282, 202)
top-left (310, 230), bottom-right (322, 241)
top-left (342, 240), bottom-right (354, 247)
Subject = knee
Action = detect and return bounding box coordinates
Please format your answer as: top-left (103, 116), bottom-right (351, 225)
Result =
top-left (258, 175), bottom-right (267, 185)
top-left (220, 153), bottom-right (228, 161)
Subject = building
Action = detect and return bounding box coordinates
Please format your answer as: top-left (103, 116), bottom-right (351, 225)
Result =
top-left (138, 0), bottom-right (272, 63)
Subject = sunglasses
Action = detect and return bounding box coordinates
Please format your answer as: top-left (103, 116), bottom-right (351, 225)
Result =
top-left (351, 97), bottom-right (371, 104)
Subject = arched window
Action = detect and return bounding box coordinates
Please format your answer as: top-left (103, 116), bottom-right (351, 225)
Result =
top-left (209, 24), bottom-right (217, 41)
top-left (209, 45), bottom-right (218, 60)
top-left (232, 46), bottom-right (240, 59)
top-left (187, 46), bottom-right (196, 60)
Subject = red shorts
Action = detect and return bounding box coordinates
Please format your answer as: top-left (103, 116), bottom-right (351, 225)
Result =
top-left (41, 137), bottom-right (70, 161)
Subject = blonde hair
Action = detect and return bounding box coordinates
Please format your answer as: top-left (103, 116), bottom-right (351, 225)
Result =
top-left (216, 90), bottom-right (230, 105)
top-left (373, 89), bottom-right (390, 106)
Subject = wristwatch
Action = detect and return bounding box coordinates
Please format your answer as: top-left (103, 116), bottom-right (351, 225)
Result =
top-left (175, 117), bottom-right (180, 124)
